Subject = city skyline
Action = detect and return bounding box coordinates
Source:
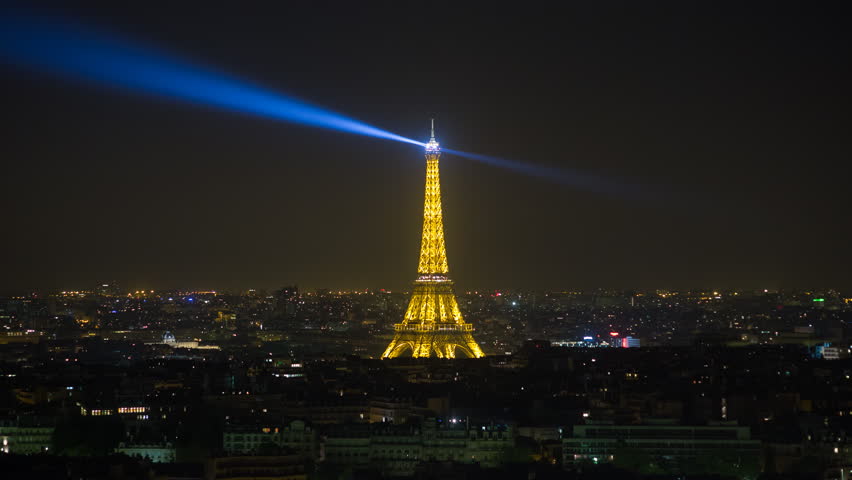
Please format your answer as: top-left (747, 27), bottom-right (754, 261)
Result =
top-left (3, 4), bottom-right (852, 479)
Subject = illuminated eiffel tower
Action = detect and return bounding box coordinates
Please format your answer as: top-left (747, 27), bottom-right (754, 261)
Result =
top-left (381, 121), bottom-right (485, 359)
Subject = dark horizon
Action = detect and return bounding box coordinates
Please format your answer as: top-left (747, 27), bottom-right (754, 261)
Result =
top-left (2, 2), bottom-right (850, 293)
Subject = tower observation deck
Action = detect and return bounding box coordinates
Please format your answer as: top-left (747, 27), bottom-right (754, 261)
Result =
top-left (381, 121), bottom-right (485, 359)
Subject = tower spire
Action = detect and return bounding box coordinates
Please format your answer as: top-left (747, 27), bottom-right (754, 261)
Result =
top-left (425, 118), bottom-right (440, 153)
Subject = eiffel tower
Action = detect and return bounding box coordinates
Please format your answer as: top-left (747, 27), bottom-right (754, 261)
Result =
top-left (381, 121), bottom-right (485, 359)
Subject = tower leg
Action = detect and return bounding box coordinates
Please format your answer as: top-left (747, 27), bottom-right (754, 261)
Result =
top-left (381, 338), bottom-right (398, 359)
top-left (382, 334), bottom-right (418, 359)
top-left (383, 328), bottom-right (484, 359)
top-left (460, 332), bottom-right (485, 358)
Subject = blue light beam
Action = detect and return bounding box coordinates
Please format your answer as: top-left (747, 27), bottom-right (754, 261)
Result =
top-left (443, 148), bottom-right (646, 197)
top-left (0, 8), bottom-right (648, 197)
top-left (0, 9), bottom-right (424, 147)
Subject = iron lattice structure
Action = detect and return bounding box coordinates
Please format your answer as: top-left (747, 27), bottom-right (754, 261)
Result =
top-left (381, 124), bottom-right (485, 359)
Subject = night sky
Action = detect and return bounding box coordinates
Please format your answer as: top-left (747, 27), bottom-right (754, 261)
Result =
top-left (2, 2), bottom-right (850, 293)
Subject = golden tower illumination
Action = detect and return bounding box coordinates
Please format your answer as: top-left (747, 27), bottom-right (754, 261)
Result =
top-left (381, 121), bottom-right (485, 359)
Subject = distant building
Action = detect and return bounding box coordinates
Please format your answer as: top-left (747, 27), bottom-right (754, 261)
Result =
top-left (96, 282), bottom-right (121, 297)
top-left (323, 418), bottom-right (512, 476)
top-left (0, 417), bottom-right (53, 454)
top-left (517, 425), bottom-right (561, 442)
top-left (150, 331), bottom-right (219, 350)
top-left (116, 442), bottom-right (176, 463)
top-left (562, 422), bottom-right (761, 471)
top-left (369, 396), bottom-right (413, 423)
top-left (821, 346), bottom-right (843, 360)
top-left (223, 420), bottom-right (317, 458)
top-left (621, 336), bottom-right (641, 348)
top-left (205, 454), bottom-right (306, 480)
top-left (274, 286), bottom-right (300, 317)
top-left (282, 396), bottom-right (368, 424)
top-left (216, 311), bottom-right (237, 329)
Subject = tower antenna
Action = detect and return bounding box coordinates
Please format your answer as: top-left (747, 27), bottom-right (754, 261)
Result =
top-left (425, 117), bottom-right (440, 153)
